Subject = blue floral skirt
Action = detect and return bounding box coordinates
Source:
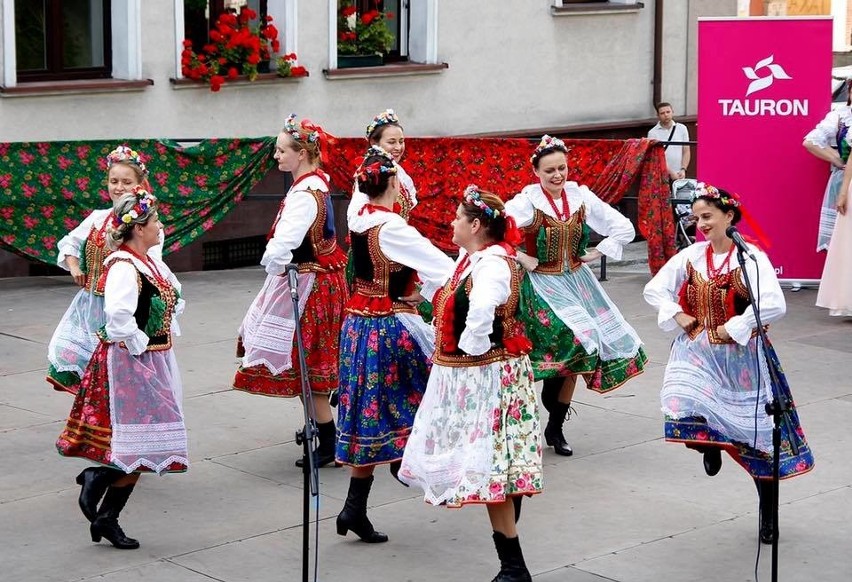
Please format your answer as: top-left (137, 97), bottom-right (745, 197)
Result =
top-left (335, 313), bottom-right (431, 467)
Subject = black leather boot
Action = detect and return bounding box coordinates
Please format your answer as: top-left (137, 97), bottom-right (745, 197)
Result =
top-left (90, 484), bottom-right (140, 549)
top-left (755, 478), bottom-right (777, 544)
top-left (388, 460), bottom-right (408, 487)
top-left (491, 531), bottom-right (532, 582)
top-left (702, 448), bottom-right (722, 476)
top-left (336, 475), bottom-right (388, 543)
top-left (512, 496), bottom-right (523, 524)
top-left (544, 402), bottom-right (573, 456)
top-left (76, 467), bottom-right (122, 522)
top-left (541, 378), bottom-right (573, 456)
top-left (295, 420), bottom-right (338, 468)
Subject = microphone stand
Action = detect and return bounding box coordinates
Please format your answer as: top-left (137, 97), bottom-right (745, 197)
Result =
top-left (734, 247), bottom-right (799, 582)
top-left (286, 264), bottom-right (320, 582)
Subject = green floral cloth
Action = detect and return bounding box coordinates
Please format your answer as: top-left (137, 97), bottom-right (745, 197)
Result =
top-left (0, 138), bottom-right (276, 264)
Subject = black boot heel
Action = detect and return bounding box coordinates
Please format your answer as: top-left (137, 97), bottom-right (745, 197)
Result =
top-left (90, 525), bottom-right (102, 543)
top-left (543, 402), bottom-right (574, 456)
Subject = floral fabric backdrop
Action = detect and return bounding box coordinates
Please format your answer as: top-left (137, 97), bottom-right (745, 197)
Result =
top-left (327, 137), bottom-right (676, 274)
top-left (0, 138), bottom-right (276, 264)
top-left (1, 136), bottom-right (673, 274)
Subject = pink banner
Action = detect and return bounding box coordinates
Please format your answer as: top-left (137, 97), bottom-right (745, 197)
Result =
top-left (698, 17), bottom-right (832, 281)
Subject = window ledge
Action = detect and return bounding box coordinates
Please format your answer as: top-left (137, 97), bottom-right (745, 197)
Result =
top-left (551, 2), bottom-right (644, 17)
top-left (324, 61), bottom-right (449, 80)
top-left (170, 72), bottom-right (309, 90)
top-left (0, 78), bottom-right (153, 98)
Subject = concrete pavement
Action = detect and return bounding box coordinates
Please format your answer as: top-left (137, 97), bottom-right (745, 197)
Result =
top-left (1, 255), bottom-right (850, 582)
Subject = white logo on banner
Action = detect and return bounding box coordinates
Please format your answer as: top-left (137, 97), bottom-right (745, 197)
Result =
top-left (717, 55), bottom-right (807, 117)
top-left (743, 55), bottom-right (792, 96)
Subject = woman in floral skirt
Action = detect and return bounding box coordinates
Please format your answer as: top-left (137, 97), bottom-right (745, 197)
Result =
top-left (56, 188), bottom-right (188, 549)
top-left (644, 183), bottom-right (814, 544)
top-left (335, 146), bottom-right (453, 544)
top-left (505, 135), bottom-right (646, 456)
top-left (401, 187), bottom-right (541, 582)
top-left (47, 146), bottom-right (161, 394)
top-left (234, 114), bottom-right (348, 467)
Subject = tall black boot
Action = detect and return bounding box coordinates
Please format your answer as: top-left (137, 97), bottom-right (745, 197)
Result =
top-left (336, 475), bottom-right (388, 543)
top-left (90, 484), bottom-right (140, 549)
top-left (755, 478), bottom-right (777, 544)
top-left (491, 531), bottom-right (532, 582)
top-left (512, 496), bottom-right (523, 524)
top-left (76, 467), bottom-right (123, 522)
top-left (544, 402), bottom-right (574, 457)
top-left (295, 420), bottom-right (338, 468)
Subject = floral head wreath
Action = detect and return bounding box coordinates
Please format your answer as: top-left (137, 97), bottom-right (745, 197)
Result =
top-left (692, 181), bottom-right (774, 248)
top-left (691, 182), bottom-right (741, 208)
top-left (355, 146), bottom-right (398, 184)
top-left (112, 185), bottom-right (157, 228)
top-left (365, 109), bottom-right (400, 139)
top-left (284, 113), bottom-right (321, 144)
top-left (106, 145), bottom-right (149, 177)
top-left (530, 134), bottom-right (568, 165)
top-left (283, 113), bottom-right (337, 165)
top-left (463, 185), bottom-right (501, 218)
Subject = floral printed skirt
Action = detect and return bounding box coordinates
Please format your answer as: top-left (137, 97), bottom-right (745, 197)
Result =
top-left (400, 355), bottom-right (543, 508)
top-left (662, 332), bottom-right (813, 480)
top-left (234, 270), bottom-right (347, 397)
top-left (47, 289), bottom-right (105, 395)
top-left (56, 342), bottom-right (187, 474)
top-left (518, 266), bottom-right (646, 392)
top-left (335, 313), bottom-right (431, 467)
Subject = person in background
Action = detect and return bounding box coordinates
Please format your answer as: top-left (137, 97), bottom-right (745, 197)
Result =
top-left (234, 114), bottom-right (348, 468)
top-left (648, 102), bottom-right (691, 182)
top-left (56, 188), bottom-right (188, 550)
top-left (47, 146), bottom-right (162, 394)
top-left (644, 183), bottom-right (813, 544)
top-left (816, 124), bottom-right (852, 317)
top-left (348, 108), bottom-right (417, 221)
top-left (803, 87), bottom-right (852, 252)
top-left (401, 187), bottom-right (541, 582)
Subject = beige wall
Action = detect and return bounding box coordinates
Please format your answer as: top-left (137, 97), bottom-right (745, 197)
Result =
top-left (0, 1), bottom-right (735, 142)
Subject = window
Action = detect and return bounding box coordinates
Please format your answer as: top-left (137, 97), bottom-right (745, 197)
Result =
top-left (353, 0), bottom-right (407, 61)
top-left (175, 0), bottom-right (296, 79)
top-left (329, 0), bottom-right (438, 70)
top-left (14, 0), bottom-right (112, 82)
top-left (182, 0), bottom-right (268, 54)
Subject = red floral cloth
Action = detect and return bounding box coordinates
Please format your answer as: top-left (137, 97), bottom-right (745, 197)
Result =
top-left (327, 137), bottom-right (675, 274)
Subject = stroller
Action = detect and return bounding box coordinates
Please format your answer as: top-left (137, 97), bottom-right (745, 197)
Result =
top-left (671, 178), bottom-right (697, 250)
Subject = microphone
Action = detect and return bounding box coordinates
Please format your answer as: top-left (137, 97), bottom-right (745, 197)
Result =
top-left (725, 226), bottom-right (755, 261)
top-left (285, 263), bottom-right (299, 299)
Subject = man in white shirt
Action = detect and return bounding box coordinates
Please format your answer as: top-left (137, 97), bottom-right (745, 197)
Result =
top-left (647, 102), bottom-right (691, 182)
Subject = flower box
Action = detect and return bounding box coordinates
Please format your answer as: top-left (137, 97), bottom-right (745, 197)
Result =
top-left (337, 54), bottom-right (383, 69)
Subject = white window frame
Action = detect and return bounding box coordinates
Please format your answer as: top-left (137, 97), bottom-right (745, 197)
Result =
top-left (327, 0), bottom-right (438, 70)
top-left (1, 0), bottom-right (142, 87)
top-left (173, 0), bottom-right (298, 79)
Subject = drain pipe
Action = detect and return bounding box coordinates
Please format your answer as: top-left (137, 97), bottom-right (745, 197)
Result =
top-left (653, 0), bottom-right (663, 107)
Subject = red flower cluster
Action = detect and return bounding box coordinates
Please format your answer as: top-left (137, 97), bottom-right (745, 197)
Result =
top-left (181, 8), bottom-right (301, 92)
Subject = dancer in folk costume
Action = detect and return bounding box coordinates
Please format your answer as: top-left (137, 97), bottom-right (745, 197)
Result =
top-left (505, 135), bottom-right (646, 456)
top-left (816, 127), bottom-right (852, 316)
top-left (47, 146), bottom-right (162, 394)
top-left (401, 187), bottom-right (541, 582)
top-left (644, 183), bottom-right (814, 544)
top-left (348, 109), bottom-right (417, 222)
top-left (56, 188), bottom-right (188, 549)
top-left (335, 147), bottom-right (453, 544)
top-left (802, 90), bottom-right (852, 252)
top-left (234, 114), bottom-right (348, 467)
